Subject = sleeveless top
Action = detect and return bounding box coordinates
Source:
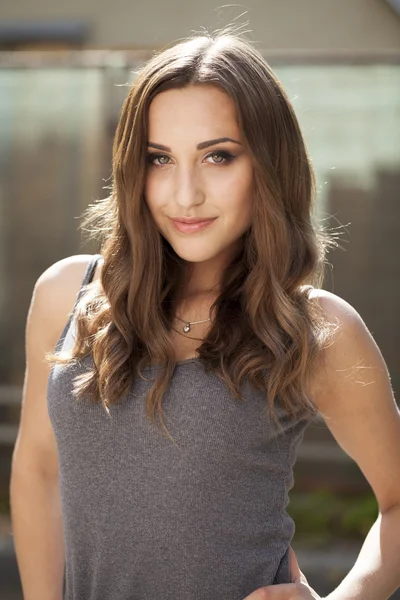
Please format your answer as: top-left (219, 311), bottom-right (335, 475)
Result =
top-left (47, 254), bottom-right (312, 600)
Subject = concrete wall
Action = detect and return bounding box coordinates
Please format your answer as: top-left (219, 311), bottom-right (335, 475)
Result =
top-left (1, 0), bottom-right (400, 51)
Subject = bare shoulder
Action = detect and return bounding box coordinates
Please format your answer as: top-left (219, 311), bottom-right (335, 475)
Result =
top-left (32, 254), bottom-right (102, 351)
top-left (306, 287), bottom-right (390, 410)
top-left (306, 287), bottom-right (370, 339)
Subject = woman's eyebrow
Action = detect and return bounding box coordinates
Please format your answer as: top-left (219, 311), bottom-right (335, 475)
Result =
top-left (147, 137), bottom-right (242, 151)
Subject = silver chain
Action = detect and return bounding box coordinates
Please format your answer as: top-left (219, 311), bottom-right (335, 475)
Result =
top-left (174, 314), bottom-right (212, 334)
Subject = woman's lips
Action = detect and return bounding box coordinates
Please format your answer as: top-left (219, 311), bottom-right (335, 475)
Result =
top-left (170, 218), bottom-right (217, 233)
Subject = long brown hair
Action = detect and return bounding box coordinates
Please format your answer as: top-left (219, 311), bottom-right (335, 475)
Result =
top-left (47, 27), bottom-right (338, 443)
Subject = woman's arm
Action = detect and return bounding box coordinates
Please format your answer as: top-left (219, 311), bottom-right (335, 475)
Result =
top-left (326, 506), bottom-right (400, 600)
top-left (10, 255), bottom-right (92, 600)
top-left (248, 290), bottom-right (400, 600)
top-left (309, 289), bottom-right (400, 600)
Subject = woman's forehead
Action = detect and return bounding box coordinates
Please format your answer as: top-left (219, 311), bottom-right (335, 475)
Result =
top-left (148, 86), bottom-right (240, 141)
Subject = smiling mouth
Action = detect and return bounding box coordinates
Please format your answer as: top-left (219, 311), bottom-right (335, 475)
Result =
top-left (170, 218), bottom-right (217, 233)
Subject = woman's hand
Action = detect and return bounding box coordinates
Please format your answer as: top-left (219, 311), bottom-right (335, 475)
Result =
top-left (243, 547), bottom-right (322, 599)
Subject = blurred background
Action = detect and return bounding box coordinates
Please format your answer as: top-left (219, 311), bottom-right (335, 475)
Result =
top-left (0, 0), bottom-right (399, 598)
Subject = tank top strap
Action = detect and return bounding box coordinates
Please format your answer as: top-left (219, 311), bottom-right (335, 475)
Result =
top-left (52, 254), bottom-right (102, 353)
top-left (83, 253), bottom-right (102, 287)
top-left (73, 253), bottom-right (102, 307)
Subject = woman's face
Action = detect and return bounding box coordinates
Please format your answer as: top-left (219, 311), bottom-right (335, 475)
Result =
top-left (144, 84), bottom-right (254, 289)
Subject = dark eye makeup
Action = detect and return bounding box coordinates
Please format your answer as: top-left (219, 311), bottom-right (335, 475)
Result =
top-left (146, 150), bottom-right (236, 166)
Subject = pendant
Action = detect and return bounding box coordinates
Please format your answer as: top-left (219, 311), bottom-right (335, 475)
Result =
top-left (183, 323), bottom-right (191, 333)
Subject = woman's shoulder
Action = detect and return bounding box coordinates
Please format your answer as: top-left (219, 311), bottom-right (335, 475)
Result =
top-left (36, 253), bottom-right (101, 297)
top-left (305, 287), bottom-right (369, 352)
top-left (305, 287), bottom-right (374, 404)
top-left (32, 254), bottom-right (102, 350)
top-left (306, 287), bottom-right (363, 328)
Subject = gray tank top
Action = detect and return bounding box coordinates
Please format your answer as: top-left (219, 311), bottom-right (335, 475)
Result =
top-left (47, 254), bottom-right (311, 600)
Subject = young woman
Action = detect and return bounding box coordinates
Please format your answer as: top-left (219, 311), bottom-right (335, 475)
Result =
top-left (10, 28), bottom-right (400, 600)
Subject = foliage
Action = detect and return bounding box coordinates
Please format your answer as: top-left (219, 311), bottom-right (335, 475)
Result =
top-left (288, 489), bottom-right (378, 545)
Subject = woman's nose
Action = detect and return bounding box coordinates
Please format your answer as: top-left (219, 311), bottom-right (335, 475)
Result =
top-left (173, 168), bottom-right (204, 208)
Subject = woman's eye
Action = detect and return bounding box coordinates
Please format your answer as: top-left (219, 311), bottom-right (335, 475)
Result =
top-left (206, 151), bottom-right (234, 164)
top-left (147, 154), bottom-right (170, 166)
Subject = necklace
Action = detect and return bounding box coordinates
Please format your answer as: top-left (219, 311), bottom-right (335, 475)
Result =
top-left (174, 313), bottom-right (212, 334)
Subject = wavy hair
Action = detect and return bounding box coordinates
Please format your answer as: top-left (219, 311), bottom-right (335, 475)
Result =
top-left (47, 27), bottom-right (339, 443)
